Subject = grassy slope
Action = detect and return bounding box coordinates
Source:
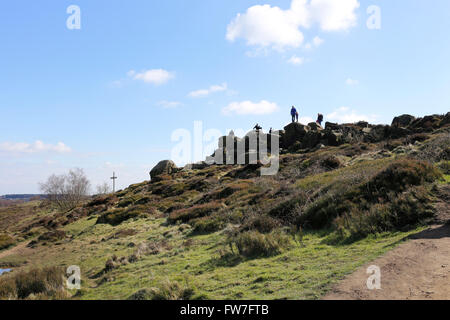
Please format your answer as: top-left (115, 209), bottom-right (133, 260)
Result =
top-left (1, 212), bottom-right (424, 300)
top-left (0, 127), bottom-right (447, 300)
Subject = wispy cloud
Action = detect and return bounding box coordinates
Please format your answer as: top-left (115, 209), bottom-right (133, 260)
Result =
top-left (287, 55), bottom-right (305, 65)
top-left (128, 69), bottom-right (175, 85)
top-left (0, 141), bottom-right (72, 154)
top-left (346, 78), bottom-right (359, 86)
top-left (156, 100), bottom-right (183, 109)
top-left (327, 106), bottom-right (378, 123)
top-left (222, 100), bottom-right (279, 116)
top-left (188, 83), bottom-right (228, 98)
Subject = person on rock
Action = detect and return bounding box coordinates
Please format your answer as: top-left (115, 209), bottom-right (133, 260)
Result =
top-left (291, 106), bottom-right (298, 123)
top-left (316, 113), bottom-right (324, 126)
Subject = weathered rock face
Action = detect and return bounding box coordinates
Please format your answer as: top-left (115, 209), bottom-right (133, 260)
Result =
top-left (392, 114), bottom-right (416, 128)
top-left (302, 131), bottom-right (323, 149)
top-left (363, 125), bottom-right (389, 142)
top-left (283, 123), bottom-right (309, 148)
top-left (409, 115), bottom-right (444, 132)
top-left (150, 160), bottom-right (177, 180)
top-left (308, 122), bottom-right (323, 131)
top-left (183, 161), bottom-right (208, 171)
top-left (203, 112), bottom-right (449, 166)
top-left (443, 112), bottom-right (450, 126)
top-left (325, 122), bottom-right (340, 131)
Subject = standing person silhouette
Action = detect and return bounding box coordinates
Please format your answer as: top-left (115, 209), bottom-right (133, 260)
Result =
top-left (316, 113), bottom-right (324, 126)
top-left (291, 106), bottom-right (297, 123)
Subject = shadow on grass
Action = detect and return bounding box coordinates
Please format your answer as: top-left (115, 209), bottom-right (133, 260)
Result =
top-left (200, 252), bottom-right (243, 271)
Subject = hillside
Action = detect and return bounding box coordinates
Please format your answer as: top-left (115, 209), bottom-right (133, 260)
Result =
top-left (0, 113), bottom-right (449, 300)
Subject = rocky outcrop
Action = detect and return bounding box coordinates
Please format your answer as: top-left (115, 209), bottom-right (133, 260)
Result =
top-left (189, 113), bottom-right (450, 169)
top-left (283, 123), bottom-right (309, 148)
top-left (150, 160), bottom-right (178, 180)
top-left (392, 114), bottom-right (416, 128)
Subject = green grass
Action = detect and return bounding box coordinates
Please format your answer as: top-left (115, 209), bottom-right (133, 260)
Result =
top-left (72, 215), bottom-right (424, 300)
top-left (0, 181), bottom-right (430, 300)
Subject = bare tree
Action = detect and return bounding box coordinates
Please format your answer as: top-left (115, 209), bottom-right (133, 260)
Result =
top-left (39, 168), bottom-right (91, 211)
top-left (96, 182), bottom-right (112, 195)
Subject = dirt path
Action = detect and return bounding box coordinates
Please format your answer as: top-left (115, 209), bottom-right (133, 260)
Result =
top-left (323, 224), bottom-right (450, 300)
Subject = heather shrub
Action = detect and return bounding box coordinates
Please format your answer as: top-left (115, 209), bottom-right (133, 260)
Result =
top-left (128, 279), bottom-right (196, 300)
top-left (97, 206), bottom-right (149, 226)
top-left (241, 213), bottom-right (281, 234)
top-left (300, 160), bottom-right (441, 239)
top-left (331, 186), bottom-right (435, 243)
top-left (168, 202), bottom-right (221, 224)
top-left (0, 266), bottom-right (66, 300)
top-left (0, 234), bottom-right (15, 250)
top-left (192, 214), bottom-right (228, 234)
top-left (230, 230), bottom-right (291, 258)
top-left (268, 191), bottom-right (309, 223)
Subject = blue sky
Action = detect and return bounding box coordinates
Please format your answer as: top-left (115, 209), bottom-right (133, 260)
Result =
top-left (1, 0), bottom-right (449, 194)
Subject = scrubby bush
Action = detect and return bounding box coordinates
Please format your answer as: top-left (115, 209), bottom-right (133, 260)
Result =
top-left (301, 160), bottom-right (441, 242)
top-left (437, 160), bottom-right (450, 175)
top-left (0, 234), bottom-right (15, 250)
top-left (128, 279), bottom-right (196, 300)
top-left (363, 159), bottom-right (441, 198)
top-left (0, 266), bottom-right (66, 300)
top-left (321, 156), bottom-right (341, 169)
top-left (268, 192), bottom-right (309, 223)
top-left (241, 213), bottom-right (281, 234)
top-left (97, 206), bottom-right (149, 226)
top-left (333, 187), bottom-right (435, 243)
top-left (168, 202), bottom-right (222, 224)
top-left (230, 230), bottom-right (291, 258)
top-left (192, 214), bottom-right (228, 234)
top-left (37, 230), bottom-right (66, 243)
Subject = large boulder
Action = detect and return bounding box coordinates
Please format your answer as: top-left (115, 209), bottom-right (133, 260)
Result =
top-left (308, 122), bottom-right (323, 131)
top-left (283, 123), bottom-right (309, 148)
top-left (409, 115), bottom-right (443, 132)
top-left (363, 125), bottom-right (389, 142)
top-left (302, 131), bottom-right (323, 149)
top-left (392, 114), bottom-right (415, 128)
top-left (150, 160), bottom-right (178, 180)
top-left (324, 130), bottom-right (344, 146)
top-left (325, 122), bottom-right (341, 131)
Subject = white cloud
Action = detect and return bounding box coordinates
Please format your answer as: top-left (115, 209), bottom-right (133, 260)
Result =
top-left (188, 83), bottom-right (228, 98)
top-left (309, 0), bottom-right (360, 31)
top-left (226, 4), bottom-right (306, 51)
top-left (156, 100), bottom-right (183, 109)
top-left (222, 100), bottom-right (279, 116)
top-left (288, 55), bottom-right (305, 65)
top-left (327, 107), bottom-right (378, 123)
top-left (129, 69), bottom-right (174, 85)
top-left (299, 116), bottom-right (315, 124)
top-left (0, 141), bottom-right (72, 154)
top-left (313, 36), bottom-right (324, 47)
top-left (226, 0), bottom-right (359, 51)
top-left (346, 78), bottom-right (359, 85)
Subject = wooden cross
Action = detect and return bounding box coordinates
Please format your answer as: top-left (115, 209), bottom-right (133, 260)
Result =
top-left (110, 172), bottom-right (117, 193)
